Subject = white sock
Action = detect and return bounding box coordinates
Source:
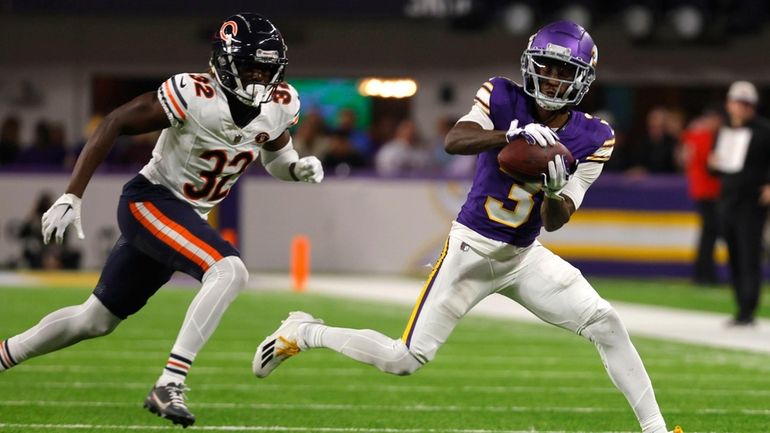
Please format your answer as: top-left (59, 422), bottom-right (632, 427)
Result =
top-left (156, 349), bottom-right (195, 386)
top-left (302, 323), bottom-right (421, 375)
top-left (2, 295), bottom-right (120, 369)
top-left (156, 256), bottom-right (247, 385)
top-left (0, 340), bottom-right (18, 371)
top-left (582, 312), bottom-right (667, 433)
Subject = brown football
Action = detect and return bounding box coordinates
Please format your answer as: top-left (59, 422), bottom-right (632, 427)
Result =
top-left (497, 137), bottom-right (575, 182)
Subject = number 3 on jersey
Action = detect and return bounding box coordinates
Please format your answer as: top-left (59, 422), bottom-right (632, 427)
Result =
top-left (484, 183), bottom-right (538, 228)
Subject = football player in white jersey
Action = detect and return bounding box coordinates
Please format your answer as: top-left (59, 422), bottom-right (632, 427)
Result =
top-left (0, 13), bottom-right (322, 427)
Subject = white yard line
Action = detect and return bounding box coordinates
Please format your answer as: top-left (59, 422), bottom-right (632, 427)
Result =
top-left (10, 364), bottom-right (770, 383)
top-left (0, 423), bottom-right (654, 433)
top-left (1, 399), bottom-right (769, 417)
top-left (5, 380), bottom-right (770, 397)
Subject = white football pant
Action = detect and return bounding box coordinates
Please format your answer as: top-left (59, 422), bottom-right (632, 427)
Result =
top-left (302, 221), bottom-right (668, 433)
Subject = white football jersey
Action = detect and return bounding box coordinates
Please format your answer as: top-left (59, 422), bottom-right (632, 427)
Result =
top-left (140, 72), bottom-right (300, 218)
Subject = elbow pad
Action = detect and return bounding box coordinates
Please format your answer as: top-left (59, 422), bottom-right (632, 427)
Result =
top-left (261, 138), bottom-right (300, 181)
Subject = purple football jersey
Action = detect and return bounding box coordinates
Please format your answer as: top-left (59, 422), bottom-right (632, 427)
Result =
top-left (456, 77), bottom-right (614, 247)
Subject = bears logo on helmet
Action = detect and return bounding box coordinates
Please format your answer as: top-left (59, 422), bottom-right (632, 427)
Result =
top-left (220, 20), bottom-right (238, 42)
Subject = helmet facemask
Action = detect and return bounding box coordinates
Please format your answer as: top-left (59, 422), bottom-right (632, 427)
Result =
top-left (212, 52), bottom-right (287, 107)
top-left (521, 47), bottom-right (595, 111)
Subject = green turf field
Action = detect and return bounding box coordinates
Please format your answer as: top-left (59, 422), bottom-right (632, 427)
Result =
top-left (0, 285), bottom-right (768, 433)
top-left (590, 278), bottom-right (770, 319)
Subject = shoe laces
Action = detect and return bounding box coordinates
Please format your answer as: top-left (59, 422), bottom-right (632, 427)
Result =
top-left (165, 384), bottom-right (190, 408)
top-left (276, 336), bottom-right (300, 357)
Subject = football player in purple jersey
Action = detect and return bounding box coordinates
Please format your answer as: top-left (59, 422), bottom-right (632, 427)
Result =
top-left (254, 21), bottom-right (680, 433)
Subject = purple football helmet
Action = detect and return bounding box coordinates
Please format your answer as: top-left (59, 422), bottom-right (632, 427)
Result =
top-left (521, 20), bottom-right (598, 111)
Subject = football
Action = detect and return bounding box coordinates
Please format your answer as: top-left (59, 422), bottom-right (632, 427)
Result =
top-left (497, 137), bottom-right (575, 182)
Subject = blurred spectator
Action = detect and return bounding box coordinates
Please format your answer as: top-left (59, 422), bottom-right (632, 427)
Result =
top-left (293, 111), bottom-right (331, 159)
top-left (0, 115), bottom-right (21, 165)
top-left (66, 114), bottom-right (103, 169)
top-left (122, 131), bottom-right (160, 167)
top-left (428, 115), bottom-right (474, 177)
top-left (15, 120), bottom-right (67, 166)
top-left (16, 191), bottom-right (81, 269)
top-left (680, 107), bottom-right (723, 286)
top-left (709, 81), bottom-right (770, 326)
top-left (321, 129), bottom-right (367, 176)
top-left (666, 107), bottom-right (687, 137)
top-left (431, 116), bottom-right (457, 169)
top-left (369, 116), bottom-right (399, 152)
top-left (626, 106), bottom-right (679, 175)
top-left (444, 153), bottom-right (476, 178)
top-left (336, 107), bottom-right (375, 159)
top-left (375, 119), bottom-right (431, 176)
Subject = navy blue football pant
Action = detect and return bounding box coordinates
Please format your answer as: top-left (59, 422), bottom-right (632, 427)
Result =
top-left (93, 175), bottom-right (239, 319)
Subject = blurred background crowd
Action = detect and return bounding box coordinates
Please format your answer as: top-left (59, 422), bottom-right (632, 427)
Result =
top-left (2, 0), bottom-right (770, 292)
top-left (0, 101), bottom-right (738, 178)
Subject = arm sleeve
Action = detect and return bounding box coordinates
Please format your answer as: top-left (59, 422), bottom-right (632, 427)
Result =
top-left (260, 137), bottom-right (300, 181)
top-left (561, 122), bottom-right (615, 209)
top-left (560, 161), bottom-right (604, 210)
top-left (157, 74), bottom-right (191, 128)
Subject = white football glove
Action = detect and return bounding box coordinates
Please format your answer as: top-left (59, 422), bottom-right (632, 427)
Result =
top-left (505, 119), bottom-right (559, 148)
top-left (41, 193), bottom-right (85, 245)
top-left (542, 154), bottom-right (570, 200)
top-left (294, 156), bottom-right (324, 183)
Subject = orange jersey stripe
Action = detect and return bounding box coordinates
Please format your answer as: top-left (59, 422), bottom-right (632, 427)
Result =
top-left (142, 202), bottom-right (224, 264)
top-left (129, 202), bottom-right (209, 271)
top-left (163, 81), bottom-right (186, 121)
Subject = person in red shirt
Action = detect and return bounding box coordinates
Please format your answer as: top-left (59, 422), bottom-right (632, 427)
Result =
top-left (681, 108), bottom-right (723, 285)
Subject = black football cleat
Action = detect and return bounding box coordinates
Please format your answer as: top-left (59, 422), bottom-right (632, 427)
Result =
top-left (143, 383), bottom-right (196, 428)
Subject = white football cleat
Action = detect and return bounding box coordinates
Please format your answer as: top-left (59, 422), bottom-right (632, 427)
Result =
top-left (252, 311), bottom-right (323, 378)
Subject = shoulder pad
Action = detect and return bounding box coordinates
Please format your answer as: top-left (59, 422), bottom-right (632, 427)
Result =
top-left (157, 73), bottom-right (208, 127)
top-left (272, 82), bottom-right (301, 128)
top-left (582, 113), bottom-right (615, 163)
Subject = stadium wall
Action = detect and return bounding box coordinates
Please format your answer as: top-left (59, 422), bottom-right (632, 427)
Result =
top-left (0, 173), bottom-right (715, 278)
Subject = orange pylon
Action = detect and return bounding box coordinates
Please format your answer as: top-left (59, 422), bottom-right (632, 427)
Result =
top-left (290, 235), bottom-right (310, 292)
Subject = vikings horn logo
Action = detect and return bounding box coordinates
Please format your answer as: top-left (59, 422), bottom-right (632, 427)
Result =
top-left (255, 132), bottom-right (270, 144)
top-left (220, 20), bottom-right (238, 42)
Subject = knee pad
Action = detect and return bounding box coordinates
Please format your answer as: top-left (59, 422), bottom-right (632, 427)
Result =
top-left (79, 295), bottom-right (122, 338)
top-left (378, 339), bottom-right (424, 376)
top-left (580, 308), bottom-right (629, 347)
top-left (204, 256), bottom-right (249, 294)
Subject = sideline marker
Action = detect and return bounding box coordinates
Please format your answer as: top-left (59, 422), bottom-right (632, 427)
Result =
top-left (290, 235), bottom-right (310, 292)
